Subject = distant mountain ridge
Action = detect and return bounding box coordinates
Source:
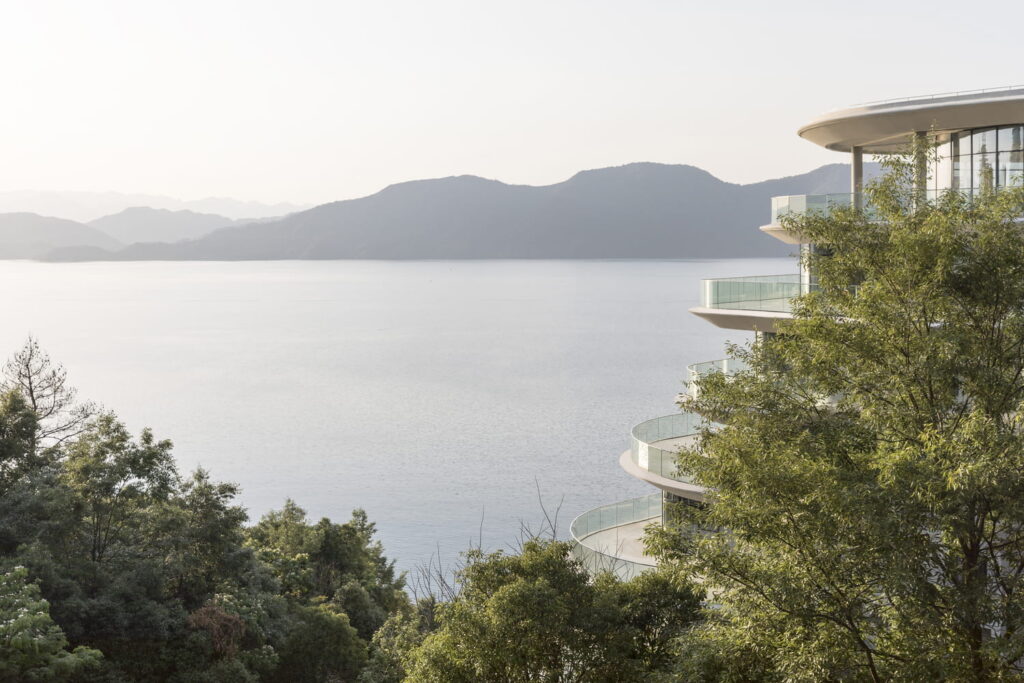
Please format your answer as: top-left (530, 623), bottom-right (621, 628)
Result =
top-left (0, 190), bottom-right (306, 223)
top-left (88, 207), bottom-right (277, 244)
top-left (59, 162), bottom-right (869, 261)
top-left (0, 213), bottom-right (121, 259)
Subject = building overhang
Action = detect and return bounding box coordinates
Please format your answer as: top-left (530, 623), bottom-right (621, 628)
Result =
top-left (619, 450), bottom-right (705, 502)
top-left (759, 223), bottom-right (805, 244)
top-left (798, 89), bottom-right (1024, 153)
top-left (688, 306), bottom-right (792, 333)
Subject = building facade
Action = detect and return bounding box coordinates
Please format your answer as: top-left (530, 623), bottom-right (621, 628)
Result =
top-left (570, 86), bottom-right (1024, 579)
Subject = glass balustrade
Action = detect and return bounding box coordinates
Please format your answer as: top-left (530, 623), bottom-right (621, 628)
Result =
top-left (569, 493), bottom-right (660, 581)
top-left (686, 358), bottom-right (749, 400)
top-left (770, 189), bottom-right (983, 226)
top-left (770, 193), bottom-right (862, 224)
top-left (629, 413), bottom-right (704, 482)
top-left (701, 274), bottom-right (804, 313)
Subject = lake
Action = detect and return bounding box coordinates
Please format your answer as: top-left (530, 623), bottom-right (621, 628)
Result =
top-left (0, 258), bottom-right (789, 576)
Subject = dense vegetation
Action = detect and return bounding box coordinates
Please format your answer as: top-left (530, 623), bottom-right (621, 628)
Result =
top-left (0, 340), bottom-right (700, 681)
top-left (0, 338), bottom-right (407, 681)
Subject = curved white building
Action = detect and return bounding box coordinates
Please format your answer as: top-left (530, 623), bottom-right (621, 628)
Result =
top-left (571, 87), bottom-right (1024, 579)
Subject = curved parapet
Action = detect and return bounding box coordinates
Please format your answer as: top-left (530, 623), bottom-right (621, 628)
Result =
top-left (798, 86), bottom-right (1024, 153)
top-left (569, 493), bottom-right (660, 580)
top-left (686, 357), bottom-right (749, 401)
top-left (621, 413), bottom-right (706, 501)
top-left (690, 273), bottom-right (801, 332)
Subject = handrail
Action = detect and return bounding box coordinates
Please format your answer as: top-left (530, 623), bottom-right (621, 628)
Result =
top-left (852, 85), bottom-right (1024, 108)
top-left (629, 413), bottom-right (704, 482)
top-left (686, 358), bottom-right (749, 401)
top-left (570, 494), bottom-right (660, 580)
top-left (700, 274), bottom-right (804, 313)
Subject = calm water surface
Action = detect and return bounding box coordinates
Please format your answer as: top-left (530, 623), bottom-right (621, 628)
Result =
top-left (0, 259), bottom-right (789, 574)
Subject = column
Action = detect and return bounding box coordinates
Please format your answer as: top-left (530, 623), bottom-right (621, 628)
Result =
top-left (851, 146), bottom-right (863, 209)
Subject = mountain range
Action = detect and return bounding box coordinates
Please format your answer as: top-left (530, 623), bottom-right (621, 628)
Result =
top-left (0, 190), bottom-right (307, 223)
top-left (0, 162), bottom-right (875, 261)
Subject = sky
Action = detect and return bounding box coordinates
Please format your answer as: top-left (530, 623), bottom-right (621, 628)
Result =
top-left (3, 0), bottom-right (1024, 207)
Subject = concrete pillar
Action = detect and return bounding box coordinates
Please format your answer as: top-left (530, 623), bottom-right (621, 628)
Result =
top-left (851, 146), bottom-right (863, 209)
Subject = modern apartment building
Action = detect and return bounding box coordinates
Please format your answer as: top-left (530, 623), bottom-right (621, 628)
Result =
top-left (570, 86), bottom-right (1024, 579)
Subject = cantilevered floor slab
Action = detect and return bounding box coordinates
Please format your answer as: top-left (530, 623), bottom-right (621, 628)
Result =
top-left (688, 306), bottom-right (791, 333)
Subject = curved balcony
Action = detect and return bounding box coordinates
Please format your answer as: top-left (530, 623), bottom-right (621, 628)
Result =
top-left (690, 274), bottom-right (802, 332)
top-left (686, 358), bottom-right (749, 401)
top-left (771, 193), bottom-right (861, 223)
top-left (765, 193), bottom-right (855, 243)
top-left (762, 193), bottom-right (876, 243)
top-left (570, 493), bottom-right (660, 580)
top-left (621, 413), bottom-right (705, 501)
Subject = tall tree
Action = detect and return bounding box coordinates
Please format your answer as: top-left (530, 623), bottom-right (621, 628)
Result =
top-left (62, 414), bottom-right (177, 565)
top-left (670, 152), bottom-right (1024, 680)
top-left (2, 337), bottom-right (97, 449)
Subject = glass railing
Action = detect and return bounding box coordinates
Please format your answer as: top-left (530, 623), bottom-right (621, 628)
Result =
top-left (770, 193), bottom-right (863, 224)
top-left (686, 358), bottom-right (750, 400)
top-left (770, 189), bottom-right (991, 225)
top-left (630, 413), bottom-right (704, 482)
top-left (701, 274), bottom-right (804, 313)
top-left (570, 493), bottom-right (660, 581)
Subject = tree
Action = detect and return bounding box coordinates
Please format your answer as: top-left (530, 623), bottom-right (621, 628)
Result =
top-left (62, 413), bottom-right (177, 564)
top-left (670, 151), bottom-right (1024, 679)
top-left (247, 501), bottom-right (408, 640)
top-left (2, 337), bottom-right (96, 449)
top-left (404, 539), bottom-right (700, 682)
top-left (270, 604), bottom-right (367, 683)
top-left (0, 567), bottom-right (100, 681)
top-left (0, 389), bottom-right (41, 495)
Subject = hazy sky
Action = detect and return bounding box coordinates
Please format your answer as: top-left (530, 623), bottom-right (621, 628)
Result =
top-left (4, 0), bottom-right (1023, 206)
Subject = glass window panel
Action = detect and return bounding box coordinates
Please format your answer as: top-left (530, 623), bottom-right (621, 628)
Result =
top-left (999, 126), bottom-right (1024, 152)
top-left (952, 131), bottom-right (970, 156)
top-left (936, 155), bottom-right (953, 191)
top-left (953, 155), bottom-right (971, 190)
top-left (974, 153), bottom-right (996, 191)
top-left (999, 151), bottom-right (1024, 187)
top-left (973, 128), bottom-right (997, 154)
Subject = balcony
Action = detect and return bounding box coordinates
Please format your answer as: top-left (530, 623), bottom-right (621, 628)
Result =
top-left (570, 493), bottom-right (660, 580)
top-left (690, 274), bottom-right (803, 332)
top-left (685, 358), bottom-right (749, 401)
top-left (761, 194), bottom-right (861, 243)
top-left (620, 413), bottom-right (705, 501)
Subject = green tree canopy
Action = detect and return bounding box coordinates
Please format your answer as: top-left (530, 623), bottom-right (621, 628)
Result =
top-left (0, 567), bottom-right (100, 681)
top-left (404, 539), bottom-right (700, 682)
top-left (669, 152), bottom-right (1024, 680)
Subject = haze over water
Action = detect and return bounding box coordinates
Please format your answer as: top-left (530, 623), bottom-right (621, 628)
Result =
top-left (0, 258), bottom-right (788, 574)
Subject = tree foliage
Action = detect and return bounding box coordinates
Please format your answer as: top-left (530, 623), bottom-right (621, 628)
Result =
top-left (0, 340), bottom-right (409, 682)
top-left (404, 539), bottom-right (700, 682)
top-left (671, 149), bottom-right (1024, 680)
top-left (0, 567), bottom-right (100, 681)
